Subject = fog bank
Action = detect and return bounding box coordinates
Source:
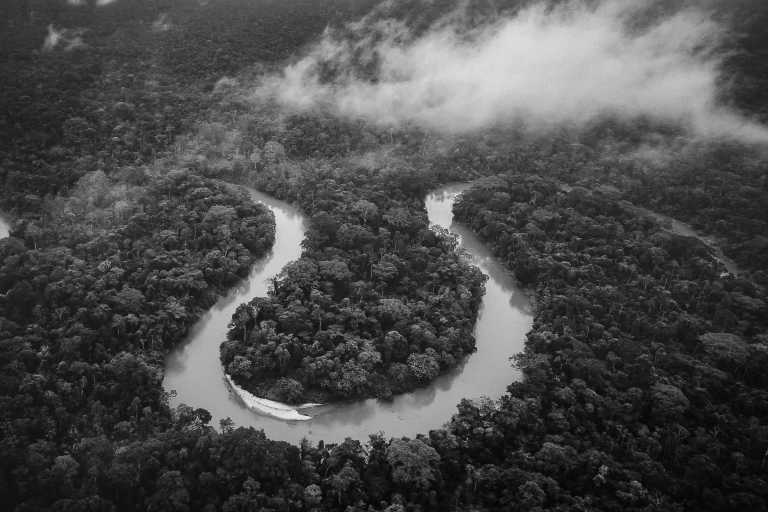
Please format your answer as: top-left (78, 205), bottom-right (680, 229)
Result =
top-left (261, 0), bottom-right (768, 142)
top-left (42, 24), bottom-right (85, 52)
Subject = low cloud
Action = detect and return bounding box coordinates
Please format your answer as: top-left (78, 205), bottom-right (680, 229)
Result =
top-left (261, 0), bottom-right (768, 143)
top-left (42, 25), bottom-right (86, 52)
top-left (152, 13), bottom-right (172, 33)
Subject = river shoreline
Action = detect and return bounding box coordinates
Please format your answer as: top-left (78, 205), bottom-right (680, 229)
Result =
top-left (163, 183), bottom-right (533, 443)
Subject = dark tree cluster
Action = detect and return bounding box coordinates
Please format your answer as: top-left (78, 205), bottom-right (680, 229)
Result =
top-left (0, 170), bottom-right (274, 507)
top-left (0, 0), bottom-right (207, 212)
top-left (160, 0), bottom-right (380, 81)
top-left (620, 144), bottom-right (768, 278)
top-left (1, 412), bottom-right (458, 512)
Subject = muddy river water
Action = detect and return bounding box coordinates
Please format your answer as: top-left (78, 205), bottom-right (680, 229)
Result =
top-left (163, 184), bottom-right (533, 443)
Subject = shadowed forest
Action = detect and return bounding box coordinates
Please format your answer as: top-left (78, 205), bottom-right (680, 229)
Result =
top-left (1, 0), bottom-right (768, 511)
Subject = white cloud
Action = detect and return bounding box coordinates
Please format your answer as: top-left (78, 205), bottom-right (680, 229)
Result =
top-left (152, 13), bottom-right (172, 32)
top-left (261, 0), bottom-right (768, 143)
top-left (42, 24), bottom-right (85, 52)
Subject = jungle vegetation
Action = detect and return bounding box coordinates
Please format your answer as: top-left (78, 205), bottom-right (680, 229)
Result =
top-left (1, 0), bottom-right (767, 511)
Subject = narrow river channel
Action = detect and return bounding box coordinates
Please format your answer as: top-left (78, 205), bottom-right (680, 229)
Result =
top-left (163, 184), bottom-right (533, 443)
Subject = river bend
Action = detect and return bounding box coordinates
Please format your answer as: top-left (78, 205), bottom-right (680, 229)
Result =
top-left (163, 184), bottom-right (532, 443)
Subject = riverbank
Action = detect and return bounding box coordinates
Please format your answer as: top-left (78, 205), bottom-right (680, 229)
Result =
top-left (164, 184), bottom-right (532, 443)
top-left (452, 173), bottom-right (768, 511)
top-left (163, 186), bottom-right (306, 427)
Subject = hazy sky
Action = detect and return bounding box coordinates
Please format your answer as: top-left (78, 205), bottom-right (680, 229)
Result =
top-left (261, 0), bottom-right (768, 142)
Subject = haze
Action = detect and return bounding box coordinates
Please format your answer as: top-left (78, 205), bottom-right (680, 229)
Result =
top-left (264, 0), bottom-right (768, 142)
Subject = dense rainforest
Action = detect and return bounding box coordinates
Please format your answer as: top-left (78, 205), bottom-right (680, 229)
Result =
top-left (222, 164), bottom-right (486, 403)
top-left (1, 0), bottom-right (768, 511)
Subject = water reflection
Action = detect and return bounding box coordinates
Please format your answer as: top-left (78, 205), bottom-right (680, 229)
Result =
top-left (163, 184), bottom-right (533, 444)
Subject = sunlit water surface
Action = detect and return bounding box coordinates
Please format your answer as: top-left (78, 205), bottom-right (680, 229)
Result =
top-left (163, 184), bottom-right (533, 443)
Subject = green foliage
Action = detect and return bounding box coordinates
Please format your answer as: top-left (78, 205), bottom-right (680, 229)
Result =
top-left (0, 171), bottom-right (275, 508)
top-left (452, 174), bottom-right (768, 511)
top-left (223, 155), bottom-right (486, 403)
top-left (386, 438), bottom-right (441, 491)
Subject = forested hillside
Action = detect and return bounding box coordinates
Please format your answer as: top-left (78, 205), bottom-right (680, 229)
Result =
top-left (1, 0), bottom-right (767, 510)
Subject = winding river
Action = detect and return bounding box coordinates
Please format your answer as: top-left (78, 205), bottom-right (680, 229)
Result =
top-left (163, 184), bottom-right (532, 443)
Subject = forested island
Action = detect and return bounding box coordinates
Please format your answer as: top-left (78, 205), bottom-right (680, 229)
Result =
top-left (2, 0), bottom-right (768, 511)
top-left (222, 166), bottom-right (486, 404)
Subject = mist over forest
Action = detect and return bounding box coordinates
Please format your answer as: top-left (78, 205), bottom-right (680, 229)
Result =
top-left (1, 0), bottom-right (768, 511)
top-left (266, 0), bottom-right (767, 140)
